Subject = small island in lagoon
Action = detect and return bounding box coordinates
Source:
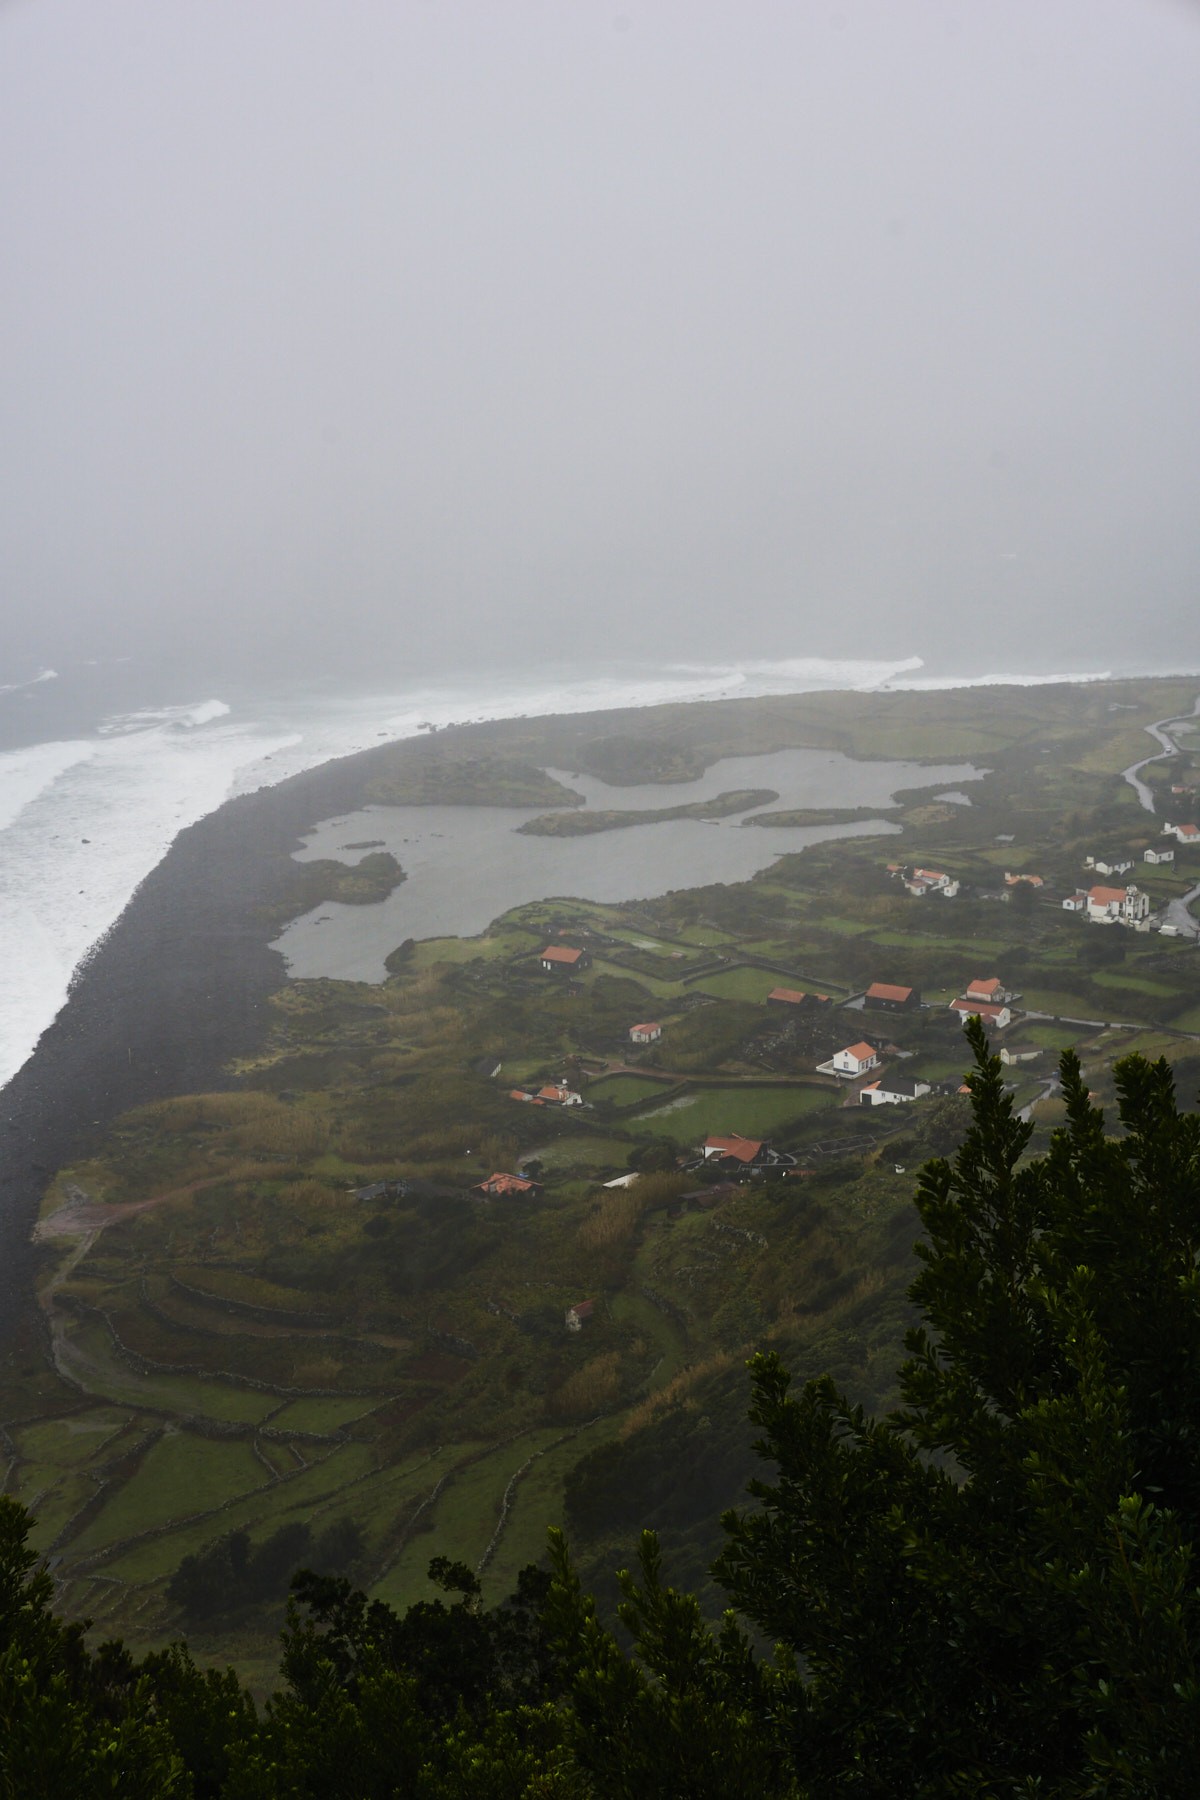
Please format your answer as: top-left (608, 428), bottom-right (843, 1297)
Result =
top-left (4, 673), bottom-right (1200, 1682)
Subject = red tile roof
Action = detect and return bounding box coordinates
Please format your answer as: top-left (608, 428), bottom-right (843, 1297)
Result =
top-left (767, 987), bottom-right (808, 1005)
top-left (966, 977), bottom-right (1003, 998)
top-left (540, 945), bottom-right (584, 964)
top-left (1088, 885), bottom-right (1128, 905)
top-left (842, 1041), bottom-right (878, 1061)
top-left (949, 999), bottom-right (1009, 1022)
top-left (866, 981), bottom-right (913, 1003)
top-left (478, 1172), bottom-right (537, 1195)
top-left (704, 1134), bottom-right (764, 1163)
top-left (629, 1022), bottom-right (661, 1034)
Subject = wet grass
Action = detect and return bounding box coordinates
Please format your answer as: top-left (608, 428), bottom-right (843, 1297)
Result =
top-left (67, 1433), bottom-right (269, 1558)
top-left (588, 1074), bottom-right (675, 1107)
top-left (628, 1083), bottom-right (836, 1141)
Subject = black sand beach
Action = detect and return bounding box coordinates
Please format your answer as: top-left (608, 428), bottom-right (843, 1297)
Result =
top-left (0, 743), bottom-right (402, 1353)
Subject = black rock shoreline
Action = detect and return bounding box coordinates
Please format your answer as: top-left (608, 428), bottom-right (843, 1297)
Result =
top-left (0, 743), bottom-right (402, 1352)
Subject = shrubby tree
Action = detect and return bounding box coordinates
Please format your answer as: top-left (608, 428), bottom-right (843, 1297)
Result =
top-left (7, 1021), bottom-right (1200, 1794)
top-left (0, 1496), bottom-right (187, 1796)
top-left (552, 1021), bottom-right (1200, 1795)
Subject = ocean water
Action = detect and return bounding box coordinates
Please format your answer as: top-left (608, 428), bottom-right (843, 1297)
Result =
top-left (0, 650), bottom-right (1153, 1095)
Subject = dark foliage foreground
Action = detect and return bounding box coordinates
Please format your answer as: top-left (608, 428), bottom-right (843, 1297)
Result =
top-left (4, 1022), bottom-right (1200, 1797)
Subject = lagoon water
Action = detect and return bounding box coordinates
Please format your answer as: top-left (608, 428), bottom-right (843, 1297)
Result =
top-left (1, 646), bottom-right (1150, 1090)
top-left (273, 746), bottom-right (984, 981)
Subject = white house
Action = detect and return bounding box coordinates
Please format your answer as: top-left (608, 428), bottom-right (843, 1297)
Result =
top-left (629, 1022), bottom-right (662, 1044)
top-left (904, 866), bottom-right (958, 898)
top-left (1144, 846), bottom-right (1175, 865)
top-left (1062, 891), bottom-right (1087, 913)
top-left (964, 977), bottom-right (1013, 1006)
top-left (1162, 822), bottom-right (1200, 846)
top-left (1085, 884), bottom-right (1150, 925)
top-left (831, 1041), bottom-right (880, 1077)
top-left (1085, 855), bottom-right (1134, 877)
top-left (949, 999), bottom-right (1013, 1031)
top-left (859, 1075), bottom-right (931, 1106)
top-left (1000, 1045), bottom-right (1041, 1066)
top-left (536, 1083), bottom-right (583, 1106)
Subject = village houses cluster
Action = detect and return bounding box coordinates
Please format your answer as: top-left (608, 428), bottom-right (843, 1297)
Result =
top-left (889, 820), bottom-right (1199, 937)
top-left (465, 848), bottom-right (1198, 1322)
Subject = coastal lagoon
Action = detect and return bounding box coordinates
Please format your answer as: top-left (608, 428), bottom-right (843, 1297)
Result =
top-left (272, 746), bottom-right (984, 981)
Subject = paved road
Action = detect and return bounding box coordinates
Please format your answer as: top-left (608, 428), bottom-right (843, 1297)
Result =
top-left (1117, 696), bottom-right (1200, 937)
top-left (1120, 697), bottom-right (1200, 812)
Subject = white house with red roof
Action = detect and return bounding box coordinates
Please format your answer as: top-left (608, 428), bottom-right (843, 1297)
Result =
top-left (565, 1299), bottom-right (597, 1332)
top-left (1085, 884), bottom-right (1150, 925)
top-left (831, 1041), bottom-right (881, 1077)
top-left (1163, 822), bottom-right (1200, 846)
top-left (629, 1022), bottom-right (662, 1043)
top-left (949, 999), bottom-right (1013, 1030)
top-left (904, 867), bottom-right (959, 898)
top-left (964, 976), bottom-right (1013, 1006)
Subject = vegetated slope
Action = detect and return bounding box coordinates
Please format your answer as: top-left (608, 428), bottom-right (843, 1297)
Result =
top-left (5, 674), bottom-right (1200, 1675)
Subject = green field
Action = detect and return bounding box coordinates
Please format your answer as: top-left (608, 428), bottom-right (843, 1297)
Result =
top-left (1090, 970), bottom-right (1175, 1000)
top-left (15, 672), bottom-right (1200, 1675)
top-left (694, 965), bottom-right (799, 1003)
top-left (628, 1082), bottom-right (837, 1140)
top-left (588, 1074), bottom-right (675, 1106)
top-left (266, 1395), bottom-right (384, 1434)
top-left (67, 1433), bottom-right (270, 1558)
top-left (528, 1134), bottom-right (633, 1171)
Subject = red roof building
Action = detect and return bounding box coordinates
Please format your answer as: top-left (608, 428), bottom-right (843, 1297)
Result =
top-left (702, 1134), bottom-right (765, 1164)
top-left (864, 981), bottom-right (917, 1009)
top-left (965, 977), bottom-right (1008, 1003)
top-left (472, 1171), bottom-right (542, 1198)
top-left (540, 945), bottom-right (585, 968)
top-left (949, 999), bottom-right (1012, 1028)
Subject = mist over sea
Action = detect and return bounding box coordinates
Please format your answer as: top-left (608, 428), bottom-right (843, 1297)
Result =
top-left (0, 646), bottom-right (1183, 1098)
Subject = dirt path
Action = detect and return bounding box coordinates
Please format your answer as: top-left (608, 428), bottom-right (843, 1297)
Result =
top-left (34, 1176), bottom-right (227, 1243)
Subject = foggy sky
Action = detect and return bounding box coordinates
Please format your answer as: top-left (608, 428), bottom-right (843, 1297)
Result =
top-left (2, 0), bottom-right (1199, 686)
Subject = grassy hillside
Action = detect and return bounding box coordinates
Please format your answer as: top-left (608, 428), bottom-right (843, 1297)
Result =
top-left (4, 674), bottom-right (1200, 1677)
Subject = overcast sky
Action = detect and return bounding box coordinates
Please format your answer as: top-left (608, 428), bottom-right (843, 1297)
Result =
top-left (2, 0), bottom-right (1199, 686)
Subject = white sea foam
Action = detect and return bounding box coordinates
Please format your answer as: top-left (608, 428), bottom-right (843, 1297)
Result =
top-left (0, 740), bottom-right (99, 833)
top-left (886, 669), bottom-right (1115, 691)
top-left (2, 653), bottom-right (1196, 1095)
top-left (0, 666), bottom-right (59, 696)
top-left (97, 697), bottom-right (233, 734)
